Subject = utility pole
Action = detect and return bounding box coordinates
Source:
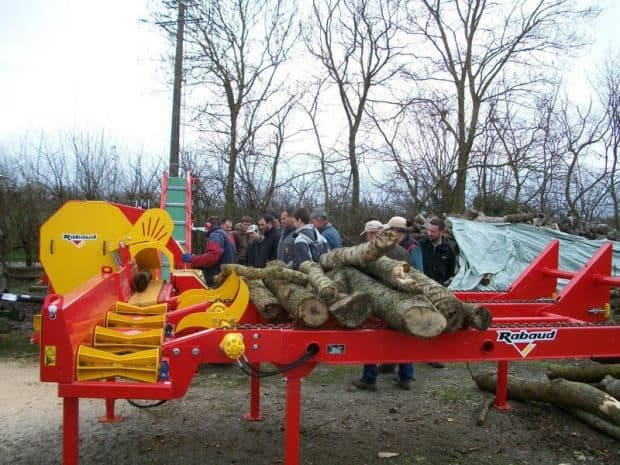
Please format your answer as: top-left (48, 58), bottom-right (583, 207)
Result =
top-left (169, 1), bottom-right (185, 177)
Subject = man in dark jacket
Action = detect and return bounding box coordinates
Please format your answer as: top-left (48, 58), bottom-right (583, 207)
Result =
top-left (419, 217), bottom-right (456, 285)
top-left (418, 216), bottom-right (456, 369)
top-left (255, 214), bottom-right (282, 268)
top-left (277, 208), bottom-right (297, 265)
top-left (182, 216), bottom-right (237, 286)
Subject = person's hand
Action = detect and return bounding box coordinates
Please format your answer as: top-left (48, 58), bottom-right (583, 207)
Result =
top-left (181, 253), bottom-right (192, 263)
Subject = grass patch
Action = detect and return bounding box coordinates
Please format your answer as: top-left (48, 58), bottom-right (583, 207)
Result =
top-left (0, 329), bottom-right (39, 358)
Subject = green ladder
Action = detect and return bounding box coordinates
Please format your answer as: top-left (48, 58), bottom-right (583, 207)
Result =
top-left (161, 173), bottom-right (192, 280)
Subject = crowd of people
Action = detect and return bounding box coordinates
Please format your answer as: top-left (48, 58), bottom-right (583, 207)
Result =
top-left (181, 209), bottom-right (456, 392)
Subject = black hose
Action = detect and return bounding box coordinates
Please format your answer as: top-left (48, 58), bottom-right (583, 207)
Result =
top-left (127, 399), bottom-right (168, 409)
top-left (237, 344), bottom-right (319, 378)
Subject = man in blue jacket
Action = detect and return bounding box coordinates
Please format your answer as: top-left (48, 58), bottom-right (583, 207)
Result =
top-left (310, 208), bottom-right (342, 250)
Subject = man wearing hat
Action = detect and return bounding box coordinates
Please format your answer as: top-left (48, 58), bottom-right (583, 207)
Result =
top-left (244, 224), bottom-right (262, 267)
top-left (352, 218), bottom-right (420, 391)
top-left (310, 208), bottom-right (342, 250)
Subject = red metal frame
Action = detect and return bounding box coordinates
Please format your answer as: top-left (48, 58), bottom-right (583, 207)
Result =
top-left (35, 234), bottom-right (620, 465)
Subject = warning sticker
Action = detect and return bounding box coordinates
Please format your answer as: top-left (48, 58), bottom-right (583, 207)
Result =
top-left (44, 345), bottom-right (57, 366)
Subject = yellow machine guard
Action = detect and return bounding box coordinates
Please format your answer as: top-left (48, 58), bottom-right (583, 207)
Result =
top-left (176, 272), bottom-right (241, 309)
top-left (176, 277), bottom-right (250, 332)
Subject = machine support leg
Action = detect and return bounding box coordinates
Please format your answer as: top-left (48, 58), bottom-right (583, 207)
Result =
top-left (284, 375), bottom-right (302, 465)
top-left (63, 397), bottom-right (79, 465)
top-left (495, 360), bottom-right (511, 410)
top-left (244, 363), bottom-right (264, 421)
top-left (98, 398), bottom-right (123, 423)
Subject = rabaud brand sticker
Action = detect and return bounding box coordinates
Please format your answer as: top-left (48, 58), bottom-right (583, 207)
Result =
top-left (62, 233), bottom-right (97, 248)
top-left (496, 329), bottom-right (557, 358)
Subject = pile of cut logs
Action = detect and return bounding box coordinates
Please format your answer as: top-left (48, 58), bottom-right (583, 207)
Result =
top-left (474, 361), bottom-right (620, 439)
top-left (214, 231), bottom-right (491, 337)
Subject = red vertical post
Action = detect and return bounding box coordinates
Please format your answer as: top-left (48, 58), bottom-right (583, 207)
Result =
top-left (63, 397), bottom-right (79, 465)
top-left (284, 375), bottom-right (302, 465)
top-left (244, 363), bottom-right (264, 421)
top-left (98, 398), bottom-right (122, 423)
top-left (495, 360), bottom-right (512, 410)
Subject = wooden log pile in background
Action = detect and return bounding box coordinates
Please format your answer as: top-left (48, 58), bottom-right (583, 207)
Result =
top-left (214, 230), bottom-right (491, 337)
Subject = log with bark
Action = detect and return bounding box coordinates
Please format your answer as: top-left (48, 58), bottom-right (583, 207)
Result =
top-left (299, 260), bottom-right (340, 304)
top-left (216, 263), bottom-right (308, 286)
top-left (328, 292), bottom-right (373, 328)
top-left (461, 302), bottom-right (492, 330)
top-left (555, 405), bottom-right (620, 440)
top-left (342, 267), bottom-right (446, 337)
top-left (359, 256), bottom-right (469, 332)
top-left (319, 230), bottom-right (398, 270)
top-left (600, 375), bottom-right (620, 400)
top-left (474, 372), bottom-right (620, 427)
top-left (246, 279), bottom-right (289, 323)
top-left (546, 362), bottom-right (620, 383)
top-left (264, 279), bottom-right (328, 328)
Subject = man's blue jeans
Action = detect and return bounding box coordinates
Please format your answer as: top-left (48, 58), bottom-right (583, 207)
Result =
top-left (362, 363), bottom-right (415, 383)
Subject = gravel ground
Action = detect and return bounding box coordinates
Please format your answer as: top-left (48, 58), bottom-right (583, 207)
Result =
top-left (1, 355), bottom-right (618, 465)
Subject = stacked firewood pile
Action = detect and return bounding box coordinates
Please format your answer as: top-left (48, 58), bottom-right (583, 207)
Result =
top-left (443, 208), bottom-right (618, 241)
top-left (214, 231), bottom-right (491, 337)
top-left (474, 362), bottom-right (620, 439)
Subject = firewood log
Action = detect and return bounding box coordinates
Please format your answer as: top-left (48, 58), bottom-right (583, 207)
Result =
top-left (216, 263), bottom-right (308, 286)
top-left (132, 270), bottom-right (152, 292)
top-left (326, 269), bottom-right (349, 294)
top-left (247, 279), bottom-right (289, 323)
top-left (264, 279), bottom-right (328, 328)
top-left (328, 292), bottom-right (372, 328)
top-left (360, 256), bottom-right (467, 332)
top-left (474, 372), bottom-right (620, 427)
top-left (547, 363), bottom-right (620, 383)
top-left (319, 231), bottom-right (398, 270)
top-left (299, 260), bottom-right (340, 304)
top-left (342, 267), bottom-right (446, 338)
top-left (555, 405), bottom-right (620, 440)
top-left (601, 375), bottom-right (620, 400)
top-left (357, 257), bottom-right (421, 294)
top-left (461, 302), bottom-right (492, 330)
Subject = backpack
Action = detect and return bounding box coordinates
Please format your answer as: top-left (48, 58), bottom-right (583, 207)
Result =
top-left (294, 228), bottom-right (331, 262)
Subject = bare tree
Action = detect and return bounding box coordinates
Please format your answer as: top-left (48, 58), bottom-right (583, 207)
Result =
top-left (597, 53), bottom-right (620, 229)
top-left (305, 0), bottom-right (404, 217)
top-left (404, 0), bottom-right (600, 212)
top-left (156, 0), bottom-right (298, 217)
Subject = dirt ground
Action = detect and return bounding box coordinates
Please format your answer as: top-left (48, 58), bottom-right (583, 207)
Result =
top-left (1, 350), bottom-right (618, 465)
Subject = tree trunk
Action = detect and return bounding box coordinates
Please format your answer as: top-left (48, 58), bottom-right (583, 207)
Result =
top-left (264, 279), bottom-right (328, 328)
top-left (342, 267), bottom-right (446, 338)
top-left (546, 363), bottom-right (620, 383)
top-left (216, 263), bottom-right (308, 286)
top-left (601, 375), bottom-right (620, 400)
top-left (328, 292), bottom-right (372, 329)
top-left (326, 269), bottom-right (349, 294)
top-left (299, 260), bottom-right (340, 304)
top-left (358, 257), bottom-right (421, 294)
top-left (247, 279), bottom-right (288, 323)
top-left (474, 372), bottom-right (620, 427)
top-left (556, 405), bottom-right (620, 440)
top-left (361, 256), bottom-right (467, 332)
top-left (132, 270), bottom-right (152, 293)
top-left (461, 302), bottom-right (492, 330)
top-left (319, 231), bottom-right (398, 270)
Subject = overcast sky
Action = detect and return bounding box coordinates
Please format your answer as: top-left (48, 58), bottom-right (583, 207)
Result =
top-left (0, 0), bottom-right (618, 163)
